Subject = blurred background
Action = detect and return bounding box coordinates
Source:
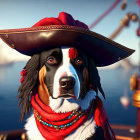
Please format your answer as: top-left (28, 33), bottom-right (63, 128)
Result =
top-left (0, 0), bottom-right (139, 133)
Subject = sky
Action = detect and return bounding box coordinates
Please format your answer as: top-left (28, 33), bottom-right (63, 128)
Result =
top-left (0, 0), bottom-right (139, 65)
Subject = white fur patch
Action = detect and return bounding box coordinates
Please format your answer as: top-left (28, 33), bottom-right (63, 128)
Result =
top-left (25, 115), bottom-right (45, 140)
top-left (25, 114), bottom-right (96, 140)
top-left (53, 47), bottom-right (80, 99)
top-left (65, 116), bottom-right (96, 140)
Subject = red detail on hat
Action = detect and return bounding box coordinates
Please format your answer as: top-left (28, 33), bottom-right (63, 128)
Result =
top-left (32, 12), bottom-right (88, 29)
top-left (69, 47), bottom-right (78, 59)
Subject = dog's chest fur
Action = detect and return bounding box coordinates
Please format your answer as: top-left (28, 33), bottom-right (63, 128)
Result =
top-left (25, 114), bottom-right (96, 140)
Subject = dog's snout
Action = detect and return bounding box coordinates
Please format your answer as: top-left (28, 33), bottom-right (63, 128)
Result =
top-left (59, 76), bottom-right (75, 91)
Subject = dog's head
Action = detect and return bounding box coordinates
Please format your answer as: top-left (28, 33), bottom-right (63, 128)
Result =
top-left (18, 46), bottom-right (105, 121)
top-left (40, 46), bottom-right (90, 100)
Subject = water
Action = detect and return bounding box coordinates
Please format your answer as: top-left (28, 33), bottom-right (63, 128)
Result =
top-left (0, 62), bottom-right (138, 131)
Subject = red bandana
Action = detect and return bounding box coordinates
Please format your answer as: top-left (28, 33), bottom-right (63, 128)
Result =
top-left (31, 93), bottom-right (115, 140)
top-left (31, 94), bottom-right (90, 140)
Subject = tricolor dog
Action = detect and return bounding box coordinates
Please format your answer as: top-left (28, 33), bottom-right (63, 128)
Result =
top-left (24, 46), bottom-right (105, 140)
top-left (0, 12), bottom-right (134, 140)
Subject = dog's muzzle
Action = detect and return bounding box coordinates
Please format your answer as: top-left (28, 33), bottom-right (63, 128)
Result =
top-left (59, 76), bottom-right (75, 98)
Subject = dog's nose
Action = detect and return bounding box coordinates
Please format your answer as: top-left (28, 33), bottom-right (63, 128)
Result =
top-left (59, 76), bottom-right (75, 91)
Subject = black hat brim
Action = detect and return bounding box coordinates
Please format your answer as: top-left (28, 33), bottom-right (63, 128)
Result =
top-left (0, 25), bottom-right (135, 67)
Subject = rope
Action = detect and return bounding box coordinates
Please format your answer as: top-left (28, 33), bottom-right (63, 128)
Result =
top-left (89, 0), bottom-right (121, 29)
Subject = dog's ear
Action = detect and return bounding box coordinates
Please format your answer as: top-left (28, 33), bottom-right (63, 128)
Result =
top-left (18, 54), bottom-right (40, 122)
top-left (88, 57), bottom-right (105, 99)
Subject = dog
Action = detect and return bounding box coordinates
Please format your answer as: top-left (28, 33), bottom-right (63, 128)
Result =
top-left (0, 12), bottom-right (134, 140)
top-left (17, 46), bottom-right (113, 140)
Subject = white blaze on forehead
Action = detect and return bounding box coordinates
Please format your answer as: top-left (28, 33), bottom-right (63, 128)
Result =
top-left (53, 46), bottom-right (80, 99)
top-left (61, 47), bottom-right (70, 66)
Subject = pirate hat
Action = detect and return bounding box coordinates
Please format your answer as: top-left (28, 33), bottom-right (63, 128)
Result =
top-left (0, 12), bottom-right (134, 67)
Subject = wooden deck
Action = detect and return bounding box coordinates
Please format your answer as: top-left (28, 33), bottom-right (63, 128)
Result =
top-left (0, 124), bottom-right (138, 140)
top-left (111, 124), bottom-right (137, 140)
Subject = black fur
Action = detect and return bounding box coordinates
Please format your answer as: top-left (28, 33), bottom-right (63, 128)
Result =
top-left (87, 56), bottom-right (105, 99)
top-left (18, 54), bottom-right (40, 121)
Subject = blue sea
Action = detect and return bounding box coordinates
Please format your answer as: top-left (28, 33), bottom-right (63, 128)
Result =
top-left (0, 62), bottom-right (138, 131)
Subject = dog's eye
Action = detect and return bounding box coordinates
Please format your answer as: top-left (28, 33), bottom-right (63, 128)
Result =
top-left (47, 56), bottom-right (56, 64)
top-left (75, 58), bottom-right (83, 65)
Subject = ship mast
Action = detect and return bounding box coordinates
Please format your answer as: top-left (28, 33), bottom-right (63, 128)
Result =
top-left (130, 0), bottom-right (140, 139)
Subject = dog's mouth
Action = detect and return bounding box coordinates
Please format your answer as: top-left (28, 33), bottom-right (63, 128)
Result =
top-left (59, 93), bottom-right (76, 99)
top-left (59, 86), bottom-right (76, 100)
